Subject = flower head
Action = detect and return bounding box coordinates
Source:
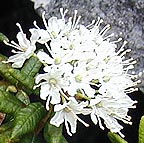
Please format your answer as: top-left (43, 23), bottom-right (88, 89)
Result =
top-left (3, 23), bottom-right (39, 68)
top-left (33, 8), bottom-right (140, 137)
top-left (89, 95), bottom-right (137, 137)
top-left (50, 97), bottom-right (90, 136)
top-left (34, 66), bottom-right (70, 110)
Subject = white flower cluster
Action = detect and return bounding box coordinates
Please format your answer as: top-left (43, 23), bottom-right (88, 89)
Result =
top-left (4, 8), bottom-right (140, 137)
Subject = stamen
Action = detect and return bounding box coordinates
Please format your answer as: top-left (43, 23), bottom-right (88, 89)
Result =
top-left (70, 108), bottom-right (89, 127)
top-left (60, 8), bottom-right (68, 19)
top-left (86, 20), bottom-right (96, 28)
top-left (117, 40), bottom-right (128, 55)
top-left (16, 23), bottom-right (23, 33)
top-left (123, 65), bottom-right (134, 73)
top-left (4, 40), bottom-right (22, 51)
top-left (58, 87), bottom-right (70, 101)
top-left (42, 11), bottom-right (49, 31)
top-left (138, 71), bottom-right (143, 77)
top-left (33, 21), bottom-right (40, 29)
top-left (74, 15), bottom-right (81, 29)
top-left (103, 33), bottom-right (114, 40)
top-left (120, 49), bottom-right (131, 57)
top-left (95, 17), bottom-right (103, 27)
top-left (72, 10), bottom-right (78, 29)
top-left (111, 37), bottom-right (122, 44)
top-left (11, 49), bottom-right (23, 54)
top-left (125, 87), bottom-right (139, 93)
top-left (122, 58), bottom-right (134, 64)
top-left (93, 106), bottom-right (105, 130)
top-left (99, 24), bottom-right (110, 36)
top-left (114, 115), bottom-right (132, 125)
top-left (72, 10), bottom-right (81, 29)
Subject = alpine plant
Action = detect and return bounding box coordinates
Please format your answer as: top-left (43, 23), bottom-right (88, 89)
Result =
top-left (4, 8), bottom-right (140, 137)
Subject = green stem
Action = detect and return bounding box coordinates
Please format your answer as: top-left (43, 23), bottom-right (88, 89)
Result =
top-left (35, 104), bottom-right (53, 135)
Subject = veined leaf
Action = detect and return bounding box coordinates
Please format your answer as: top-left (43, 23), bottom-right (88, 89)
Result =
top-left (108, 132), bottom-right (128, 143)
top-left (21, 56), bottom-right (42, 77)
top-left (9, 68), bottom-right (34, 90)
top-left (0, 89), bottom-right (25, 115)
top-left (0, 121), bottom-right (14, 133)
top-left (19, 133), bottom-right (44, 143)
top-left (139, 116), bottom-right (144, 143)
top-left (0, 130), bottom-right (13, 143)
top-left (16, 90), bottom-right (30, 105)
top-left (0, 54), bottom-right (18, 85)
top-left (9, 68), bottom-right (39, 95)
top-left (11, 102), bottom-right (47, 139)
top-left (44, 123), bottom-right (68, 143)
top-left (0, 54), bottom-right (40, 95)
top-left (0, 81), bottom-right (17, 93)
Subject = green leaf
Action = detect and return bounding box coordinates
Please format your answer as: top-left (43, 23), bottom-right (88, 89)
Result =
top-left (0, 81), bottom-right (9, 91)
top-left (108, 132), bottom-right (128, 143)
top-left (0, 32), bottom-right (9, 42)
top-left (11, 102), bottom-right (47, 139)
top-left (0, 121), bottom-right (14, 133)
top-left (9, 68), bottom-right (39, 95)
top-left (139, 116), bottom-right (144, 143)
top-left (16, 90), bottom-right (30, 105)
top-left (44, 123), bottom-right (68, 143)
top-left (21, 56), bottom-right (42, 77)
top-left (9, 68), bottom-right (34, 90)
top-left (0, 89), bottom-right (25, 115)
top-left (0, 54), bottom-right (40, 95)
top-left (0, 130), bottom-right (13, 143)
top-left (0, 54), bottom-right (18, 85)
top-left (19, 133), bottom-right (44, 143)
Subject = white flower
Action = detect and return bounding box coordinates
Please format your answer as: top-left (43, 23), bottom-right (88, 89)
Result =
top-left (67, 61), bottom-right (96, 97)
top-left (89, 95), bottom-right (137, 137)
top-left (36, 49), bottom-right (73, 67)
top-left (34, 67), bottom-right (69, 110)
top-left (32, 8), bottom-right (140, 137)
top-left (50, 97), bottom-right (90, 136)
top-left (32, 8), bottom-right (82, 46)
top-left (31, 8), bottom-right (68, 44)
top-left (3, 23), bottom-right (39, 68)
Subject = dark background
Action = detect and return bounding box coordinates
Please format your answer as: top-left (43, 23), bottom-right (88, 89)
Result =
top-left (0, 0), bottom-right (144, 143)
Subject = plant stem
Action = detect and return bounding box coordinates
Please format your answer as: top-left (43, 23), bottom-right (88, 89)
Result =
top-left (35, 104), bottom-right (53, 135)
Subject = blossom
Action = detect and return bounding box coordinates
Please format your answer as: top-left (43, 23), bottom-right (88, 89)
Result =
top-left (32, 8), bottom-right (140, 137)
top-left (30, 8), bottom-right (68, 45)
top-left (34, 66), bottom-right (70, 110)
top-left (3, 23), bottom-right (39, 68)
top-left (89, 95), bottom-right (137, 137)
top-left (50, 97), bottom-right (90, 136)
top-left (67, 61), bottom-right (96, 97)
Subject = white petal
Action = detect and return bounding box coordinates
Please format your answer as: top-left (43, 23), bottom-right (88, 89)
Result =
top-left (17, 32), bottom-right (30, 48)
top-left (54, 103), bottom-right (67, 112)
top-left (50, 90), bottom-right (61, 105)
top-left (50, 111), bottom-right (64, 127)
top-left (90, 112), bottom-right (98, 125)
top-left (29, 28), bottom-right (39, 44)
top-left (35, 73), bottom-right (48, 84)
top-left (7, 53), bottom-right (26, 68)
top-left (65, 113), bottom-right (77, 134)
top-left (48, 17), bottom-right (60, 35)
top-left (40, 83), bottom-right (49, 100)
top-left (37, 51), bottom-right (53, 64)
